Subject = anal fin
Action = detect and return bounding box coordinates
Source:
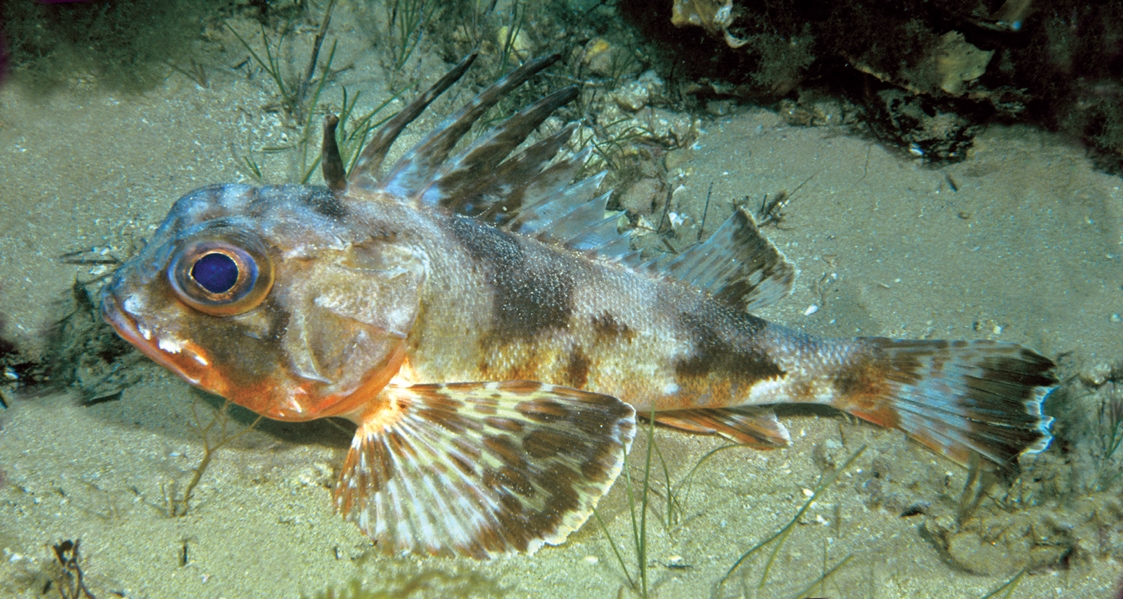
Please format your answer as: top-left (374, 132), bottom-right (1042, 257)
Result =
top-left (335, 381), bottom-right (635, 558)
top-left (653, 407), bottom-right (791, 449)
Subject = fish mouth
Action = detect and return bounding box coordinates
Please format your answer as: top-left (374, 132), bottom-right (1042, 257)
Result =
top-left (100, 292), bottom-right (144, 348)
top-left (100, 292), bottom-right (204, 385)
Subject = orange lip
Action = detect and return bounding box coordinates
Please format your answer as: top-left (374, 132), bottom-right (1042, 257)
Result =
top-left (102, 291), bottom-right (404, 422)
top-left (101, 293), bottom-right (150, 355)
top-left (101, 293), bottom-right (204, 386)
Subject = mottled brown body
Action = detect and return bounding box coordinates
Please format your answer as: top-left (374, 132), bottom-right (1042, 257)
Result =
top-left (380, 193), bottom-right (835, 414)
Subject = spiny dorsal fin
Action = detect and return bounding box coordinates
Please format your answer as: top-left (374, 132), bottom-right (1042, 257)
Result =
top-left (480, 145), bottom-right (590, 227)
top-left (344, 51), bottom-right (586, 228)
top-left (321, 114), bottom-right (346, 192)
top-left (418, 86), bottom-right (579, 208)
top-left (342, 53), bottom-right (637, 262)
top-left (349, 52), bottom-right (478, 187)
top-left (345, 54), bottom-right (796, 310)
top-left (653, 207), bottom-right (797, 311)
top-left (464, 123), bottom-right (578, 222)
top-left (377, 54), bottom-right (564, 199)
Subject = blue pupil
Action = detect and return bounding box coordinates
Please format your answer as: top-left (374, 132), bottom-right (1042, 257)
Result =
top-left (191, 252), bottom-right (239, 294)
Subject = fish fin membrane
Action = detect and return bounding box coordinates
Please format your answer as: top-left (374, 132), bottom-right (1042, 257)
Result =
top-left (349, 52), bottom-right (644, 261)
top-left (833, 339), bottom-right (1056, 473)
top-left (650, 207), bottom-right (797, 311)
top-left (373, 53), bottom-right (567, 200)
top-left (353, 54), bottom-right (797, 297)
top-left (349, 52), bottom-right (478, 187)
top-left (420, 87), bottom-right (579, 209)
top-left (653, 406), bottom-right (791, 449)
top-left (334, 381), bottom-right (635, 558)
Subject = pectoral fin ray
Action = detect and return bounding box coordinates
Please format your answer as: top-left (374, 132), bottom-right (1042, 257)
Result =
top-left (335, 381), bottom-right (635, 557)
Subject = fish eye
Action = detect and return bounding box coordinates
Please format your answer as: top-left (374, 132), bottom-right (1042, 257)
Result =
top-left (168, 233), bottom-right (274, 317)
top-left (192, 252), bottom-right (239, 294)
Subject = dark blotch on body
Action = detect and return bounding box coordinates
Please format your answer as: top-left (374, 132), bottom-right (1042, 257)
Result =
top-left (592, 311), bottom-right (634, 342)
top-left (565, 348), bottom-right (591, 388)
top-left (447, 216), bottom-right (574, 343)
top-left (303, 186), bottom-right (348, 218)
top-left (253, 184), bottom-right (347, 219)
top-left (674, 310), bottom-right (784, 383)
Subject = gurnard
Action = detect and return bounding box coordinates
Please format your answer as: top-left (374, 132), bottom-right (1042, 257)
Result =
top-left (101, 53), bottom-right (1055, 557)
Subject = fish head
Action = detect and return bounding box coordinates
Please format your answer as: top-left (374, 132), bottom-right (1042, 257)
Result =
top-left (102, 183), bottom-right (425, 421)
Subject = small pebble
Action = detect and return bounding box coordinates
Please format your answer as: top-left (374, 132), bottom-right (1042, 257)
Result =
top-left (1080, 362), bottom-right (1113, 387)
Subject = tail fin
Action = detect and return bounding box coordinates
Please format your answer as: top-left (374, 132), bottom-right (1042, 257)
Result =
top-left (831, 338), bottom-right (1055, 471)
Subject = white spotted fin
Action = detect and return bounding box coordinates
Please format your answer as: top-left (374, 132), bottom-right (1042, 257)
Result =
top-left (334, 381), bottom-right (635, 557)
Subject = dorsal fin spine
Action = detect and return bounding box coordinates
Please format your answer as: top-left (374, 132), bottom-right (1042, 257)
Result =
top-left (346, 54), bottom-right (797, 312)
top-left (377, 54), bottom-right (563, 198)
top-left (417, 86), bottom-right (580, 207)
top-left (349, 52), bottom-right (478, 185)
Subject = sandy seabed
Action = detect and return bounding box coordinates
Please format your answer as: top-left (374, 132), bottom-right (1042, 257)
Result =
top-left (1, 34), bottom-right (1123, 599)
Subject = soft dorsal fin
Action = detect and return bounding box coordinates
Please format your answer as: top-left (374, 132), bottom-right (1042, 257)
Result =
top-left (653, 207), bottom-right (797, 311)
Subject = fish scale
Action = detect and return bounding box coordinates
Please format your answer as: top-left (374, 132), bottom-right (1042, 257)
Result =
top-left (101, 52), bottom-right (1055, 557)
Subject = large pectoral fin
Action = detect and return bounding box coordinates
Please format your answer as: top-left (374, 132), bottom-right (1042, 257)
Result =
top-left (335, 381), bottom-right (636, 558)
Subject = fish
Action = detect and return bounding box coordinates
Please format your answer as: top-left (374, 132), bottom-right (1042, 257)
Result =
top-left (100, 52), bottom-right (1056, 558)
